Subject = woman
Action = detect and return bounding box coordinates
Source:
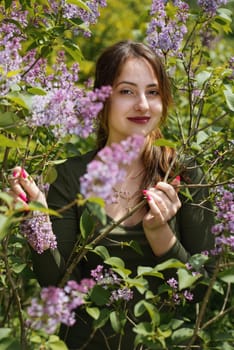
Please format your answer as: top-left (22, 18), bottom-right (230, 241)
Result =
top-left (9, 41), bottom-right (214, 349)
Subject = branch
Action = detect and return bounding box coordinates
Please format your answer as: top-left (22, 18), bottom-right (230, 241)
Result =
top-left (1, 237), bottom-right (28, 349)
top-left (201, 283), bottom-right (232, 330)
top-left (58, 199), bottom-right (146, 286)
top-left (185, 257), bottom-right (221, 349)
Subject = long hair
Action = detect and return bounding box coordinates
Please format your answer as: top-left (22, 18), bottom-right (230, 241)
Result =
top-left (94, 40), bottom-right (176, 189)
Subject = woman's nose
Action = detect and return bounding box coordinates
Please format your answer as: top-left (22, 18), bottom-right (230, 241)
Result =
top-left (134, 94), bottom-right (149, 111)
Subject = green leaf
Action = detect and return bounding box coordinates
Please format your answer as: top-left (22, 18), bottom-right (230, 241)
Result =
top-left (28, 87), bottom-right (47, 95)
top-left (44, 167), bottom-right (58, 184)
top-left (224, 88), bottom-right (234, 111)
top-left (156, 259), bottom-right (185, 271)
top-left (171, 327), bottom-right (193, 344)
top-left (137, 266), bottom-right (164, 279)
top-left (6, 92), bottom-right (33, 109)
top-left (133, 322), bottom-right (153, 336)
top-left (66, 0), bottom-right (91, 12)
top-left (128, 240), bottom-right (143, 255)
top-left (154, 138), bottom-right (176, 148)
top-left (188, 253), bottom-right (209, 271)
top-left (80, 208), bottom-right (94, 239)
top-left (110, 311), bottom-right (122, 333)
top-left (196, 131), bottom-right (209, 145)
top-left (134, 300), bottom-right (160, 326)
top-left (93, 245), bottom-right (110, 260)
top-left (125, 276), bottom-right (148, 294)
top-left (27, 202), bottom-right (61, 217)
top-left (0, 192), bottom-right (14, 207)
top-left (11, 263), bottom-right (26, 274)
top-left (196, 70), bottom-right (212, 86)
top-left (0, 328), bottom-right (11, 340)
top-left (47, 337), bottom-right (68, 350)
top-left (86, 200), bottom-right (106, 225)
top-left (86, 306), bottom-right (100, 320)
top-left (105, 256), bottom-right (125, 268)
top-left (63, 40), bottom-right (83, 62)
top-left (0, 112), bottom-right (19, 127)
top-left (0, 135), bottom-right (19, 148)
top-left (93, 308), bottom-right (110, 329)
top-left (89, 285), bottom-right (110, 306)
top-left (177, 268), bottom-right (202, 290)
top-left (0, 214), bottom-right (11, 240)
top-left (218, 267), bottom-right (234, 283)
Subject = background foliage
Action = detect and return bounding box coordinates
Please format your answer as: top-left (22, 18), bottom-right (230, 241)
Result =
top-left (0, 0), bottom-right (234, 349)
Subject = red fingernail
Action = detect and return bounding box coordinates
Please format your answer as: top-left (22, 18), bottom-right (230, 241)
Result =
top-left (19, 193), bottom-right (28, 203)
top-left (142, 189), bottom-right (147, 195)
top-left (176, 176), bottom-right (181, 181)
top-left (13, 170), bottom-right (18, 177)
top-left (146, 194), bottom-right (152, 201)
top-left (20, 168), bottom-right (27, 179)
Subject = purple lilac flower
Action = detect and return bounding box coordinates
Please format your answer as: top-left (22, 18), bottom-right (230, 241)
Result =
top-left (80, 134), bottom-right (144, 203)
top-left (167, 277), bottom-right (178, 289)
top-left (0, 3), bottom-right (26, 96)
top-left (109, 287), bottom-right (133, 303)
top-left (20, 214), bottom-right (57, 254)
top-left (183, 290), bottom-right (194, 301)
top-left (91, 265), bottom-right (120, 285)
top-left (28, 85), bottom-right (111, 138)
top-left (27, 279), bottom-right (93, 334)
top-left (210, 185), bottom-right (234, 255)
top-left (146, 0), bottom-right (189, 57)
top-left (197, 0), bottom-right (227, 16)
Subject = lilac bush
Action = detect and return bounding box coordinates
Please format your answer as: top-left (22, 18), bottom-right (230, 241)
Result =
top-left (0, 1), bottom-right (234, 349)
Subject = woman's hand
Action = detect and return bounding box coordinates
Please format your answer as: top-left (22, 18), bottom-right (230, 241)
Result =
top-left (142, 178), bottom-right (181, 256)
top-left (8, 167), bottom-right (57, 253)
top-left (8, 166), bottom-right (48, 208)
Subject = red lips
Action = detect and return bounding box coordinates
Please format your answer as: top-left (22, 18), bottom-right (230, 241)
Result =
top-left (127, 117), bottom-right (150, 124)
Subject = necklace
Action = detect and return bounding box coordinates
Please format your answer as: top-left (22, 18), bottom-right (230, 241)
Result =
top-left (111, 168), bottom-right (144, 213)
top-left (112, 187), bottom-right (141, 213)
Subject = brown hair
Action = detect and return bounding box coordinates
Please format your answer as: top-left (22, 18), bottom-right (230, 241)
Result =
top-left (94, 40), bottom-right (176, 189)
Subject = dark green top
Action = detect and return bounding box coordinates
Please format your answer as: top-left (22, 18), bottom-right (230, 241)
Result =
top-left (31, 150), bottom-right (214, 349)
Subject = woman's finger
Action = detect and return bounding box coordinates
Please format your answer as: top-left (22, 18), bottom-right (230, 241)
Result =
top-left (9, 167), bottom-right (47, 207)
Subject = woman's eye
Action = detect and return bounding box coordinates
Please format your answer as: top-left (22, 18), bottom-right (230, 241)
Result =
top-left (120, 89), bottom-right (133, 95)
top-left (147, 90), bottom-right (159, 96)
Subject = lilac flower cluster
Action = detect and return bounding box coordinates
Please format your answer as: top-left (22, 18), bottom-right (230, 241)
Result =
top-left (80, 134), bottom-right (145, 203)
top-left (0, 3), bottom-right (28, 95)
top-left (29, 84), bottom-right (111, 138)
top-left (197, 0), bottom-right (227, 16)
top-left (146, 0), bottom-right (189, 57)
top-left (20, 213), bottom-right (57, 254)
top-left (167, 277), bottom-right (194, 304)
top-left (27, 279), bottom-right (95, 334)
top-left (91, 265), bottom-right (133, 303)
top-left (210, 185), bottom-right (234, 255)
top-left (27, 265), bottom-right (133, 334)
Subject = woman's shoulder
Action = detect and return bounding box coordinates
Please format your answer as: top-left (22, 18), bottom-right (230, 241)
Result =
top-left (58, 149), bottom-right (97, 172)
top-left (52, 150), bottom-right (97, 186)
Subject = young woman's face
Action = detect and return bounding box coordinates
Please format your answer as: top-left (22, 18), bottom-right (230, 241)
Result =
top-left (106, 57), bottom-right (163, 144)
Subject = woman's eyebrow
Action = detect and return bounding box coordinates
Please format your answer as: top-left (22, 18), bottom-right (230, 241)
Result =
top-left (115, 81), bottom-right (158, 88)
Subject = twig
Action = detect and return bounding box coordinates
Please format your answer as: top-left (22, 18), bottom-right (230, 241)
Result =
top-left (185, 258), bottom-right (221, 349)
top-left (2, 237), bottom-right (28, 349)
top-left (201, 283), bottom-right (232, 330)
